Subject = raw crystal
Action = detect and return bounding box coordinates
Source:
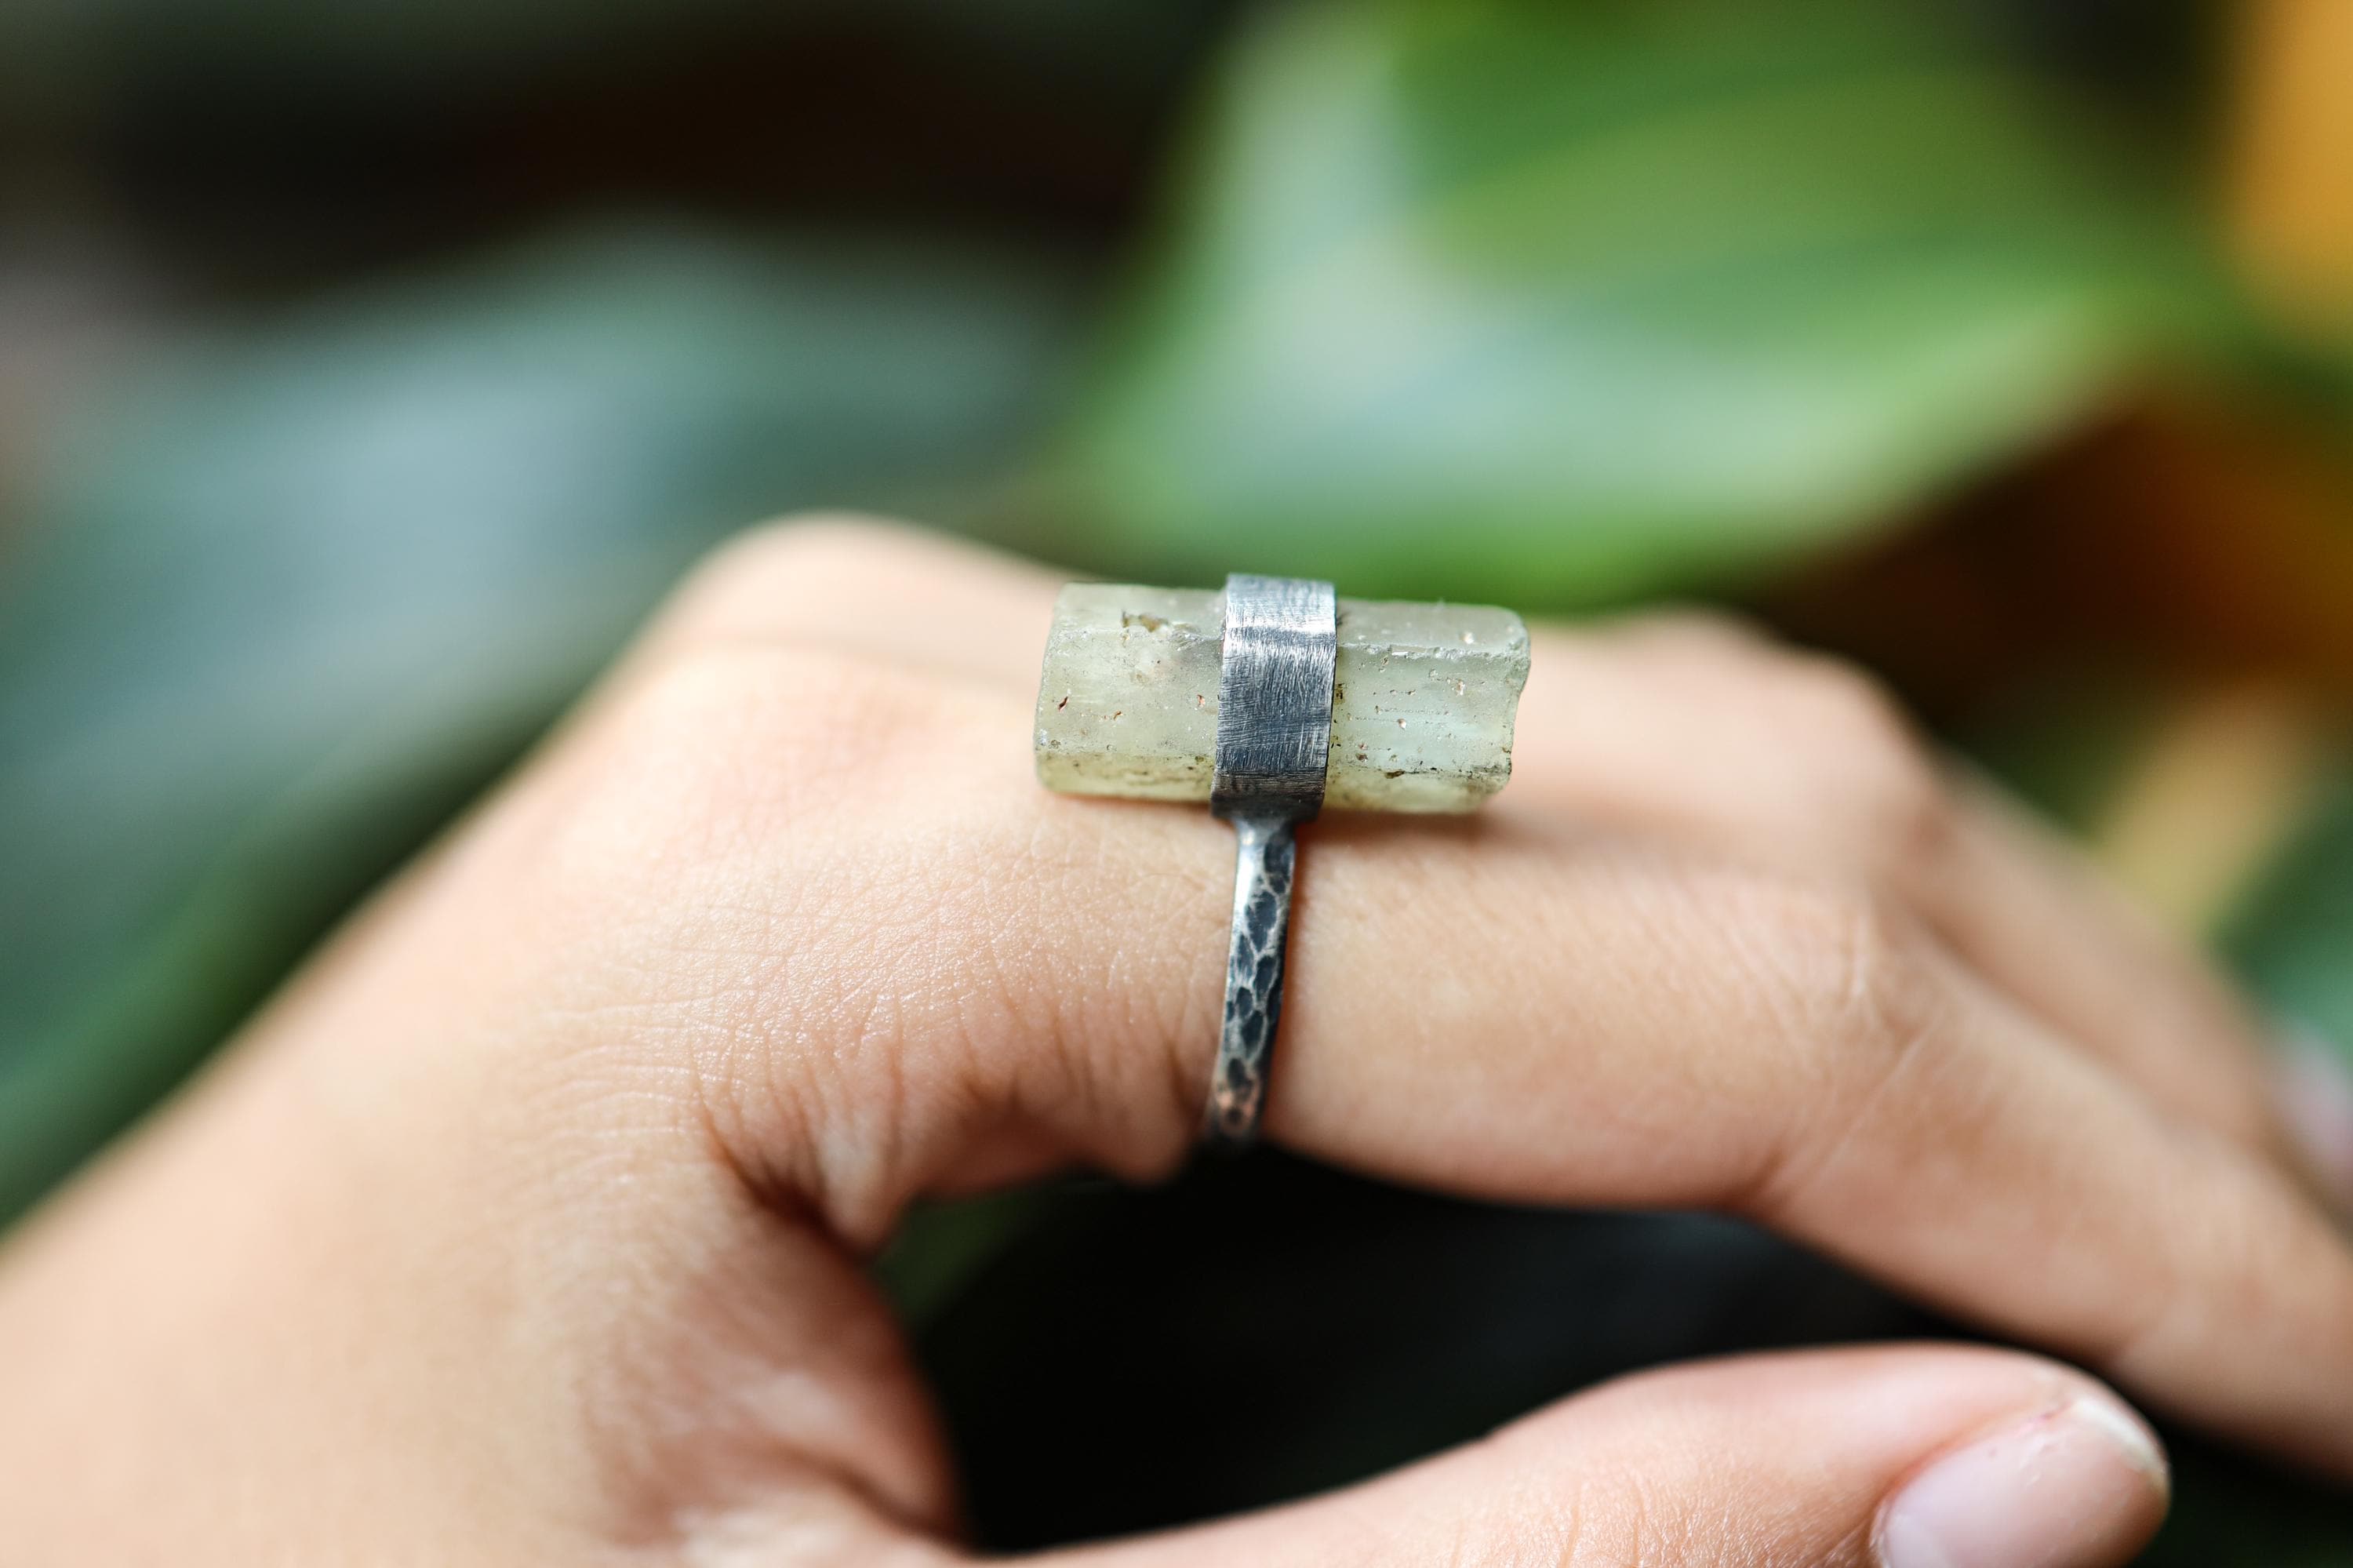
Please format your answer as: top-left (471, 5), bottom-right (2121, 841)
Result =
top-left (1034, 584), bottom-right (1529, 813)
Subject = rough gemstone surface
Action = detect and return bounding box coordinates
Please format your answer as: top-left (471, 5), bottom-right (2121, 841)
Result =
top-left (1034, 583), bottom-right (1529, 813)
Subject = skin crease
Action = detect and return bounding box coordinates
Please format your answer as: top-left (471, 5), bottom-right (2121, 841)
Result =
top-left (0, 517), bottom-right (2340, 1565)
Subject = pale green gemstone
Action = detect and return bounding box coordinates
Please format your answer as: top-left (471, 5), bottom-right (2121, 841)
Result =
top-left (1034, 583), bottom-right (1529, 813)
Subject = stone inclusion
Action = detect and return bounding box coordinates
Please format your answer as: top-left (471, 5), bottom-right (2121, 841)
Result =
top-left (1035, 583), bottom-right (1529, 813)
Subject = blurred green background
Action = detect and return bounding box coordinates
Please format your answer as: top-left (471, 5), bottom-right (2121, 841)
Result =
top-left (2, 0), bottom-right (2351, 1556)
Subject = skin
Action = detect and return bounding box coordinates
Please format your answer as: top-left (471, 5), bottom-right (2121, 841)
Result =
top-left (0, 517), bottom-right (2344, 1564)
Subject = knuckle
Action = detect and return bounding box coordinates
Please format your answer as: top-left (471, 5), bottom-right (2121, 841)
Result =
top-left (1707, 868), bottom-right (1949, 1217)
top-left (1780, 657), bottom-right (1915, 766)
top-left (1814, 882), bottom-right (1944, 1062)
top-left (1747, 871), bottom-right (1942, 1063)
top-left (662, 511), bottom-right (923, 642)
top-left (1620, 604), bottom-right (1777, 655)
top-left (1614, 616), bottom-right (1958, 882)
top-left (1775, 658), bottom-right (1955, 876)
top-left (706, 511), bottom-right (915, 589)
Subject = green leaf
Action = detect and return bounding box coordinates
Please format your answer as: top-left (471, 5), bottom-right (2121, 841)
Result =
top-left (0, 224), bottom-right (1080, 1223)
top-left (1054, 0), bottom-right (2252, 605)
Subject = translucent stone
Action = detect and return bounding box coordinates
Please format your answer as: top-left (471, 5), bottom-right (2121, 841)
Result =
top-left (1035, 583), bottom-right (1529, 813)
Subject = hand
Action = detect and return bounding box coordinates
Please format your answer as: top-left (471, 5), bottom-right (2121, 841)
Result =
top-left (2, 519), bottom-right (2345, 1566)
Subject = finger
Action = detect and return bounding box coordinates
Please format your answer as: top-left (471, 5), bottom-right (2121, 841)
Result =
top-left (1505, 614), bottom-right (2293, 1159)
top-left (514, 639), bottom-right (2353, 1475)
top-left (1042, 1347), bottom-right (2167, 1568)
top-left (663, 521), bottom-right (2297, 1176)
top-left (1275, 813), bottom-right (2353, 1471)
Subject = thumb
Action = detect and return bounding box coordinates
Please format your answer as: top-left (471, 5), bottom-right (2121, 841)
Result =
top-left (1038, 1345), bottom-right (2169, 1568)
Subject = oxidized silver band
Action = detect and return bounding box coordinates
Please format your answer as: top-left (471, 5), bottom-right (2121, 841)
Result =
top-left (1204, 573), bottom-right (1337, 1147)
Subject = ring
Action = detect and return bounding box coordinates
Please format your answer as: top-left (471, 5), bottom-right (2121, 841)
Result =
top-left (1031, 571), bottom-right (1526, 1148)
top-left (1204, 573), bottom-right (1337, 1147)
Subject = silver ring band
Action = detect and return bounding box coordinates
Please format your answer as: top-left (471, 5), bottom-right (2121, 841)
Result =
top-left (1204, 573), bottom-right (1337, 1147)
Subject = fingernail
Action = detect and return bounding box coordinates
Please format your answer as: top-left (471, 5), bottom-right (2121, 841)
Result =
top-left (1876, 1392), bottom-right (2169, 1568)
top-left (2273, 1024), bottom-right (2353, 1210)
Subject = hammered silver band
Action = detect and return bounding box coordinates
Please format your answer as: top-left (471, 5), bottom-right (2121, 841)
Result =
top-left (1204, 573), bottom-right (1337, 1147)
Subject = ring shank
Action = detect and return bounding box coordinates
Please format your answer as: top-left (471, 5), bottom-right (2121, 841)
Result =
top-left (1205, 816), bottom-right (1298, 1143)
